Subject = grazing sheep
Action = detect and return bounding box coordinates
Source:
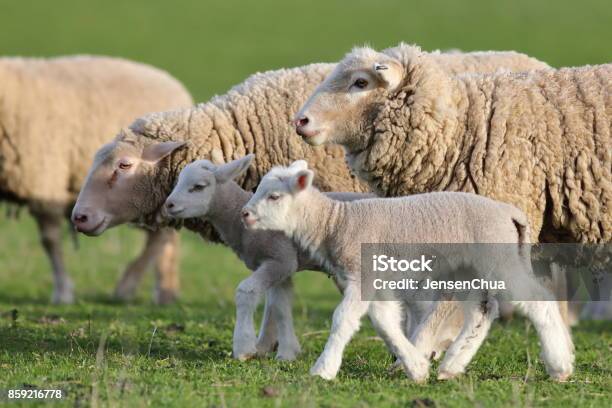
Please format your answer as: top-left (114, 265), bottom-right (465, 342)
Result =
top-left (0, 55), bottom-right (193, 303)
top-left (242, 160), bottom-right (575, 382)
top-left (72, 51), bottom-right (549, 353)
top-left (164, 154), bottom-right (377, 360)
top-left (295, 43), bottom-right (611, 245)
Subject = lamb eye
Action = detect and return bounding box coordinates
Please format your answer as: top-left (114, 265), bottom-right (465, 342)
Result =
top-left (118, 162), bottom-right (132, 170)
top-left (268, 193), bottom-right (281, 201)
top-left (190, 184), bottom-right (205, 192)
top-left (352, 78), bottom-right (369, 89)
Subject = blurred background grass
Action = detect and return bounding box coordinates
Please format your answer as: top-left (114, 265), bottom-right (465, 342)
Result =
top-left (0, 1), bottom-right (610, 406)
top-left (1, 0), bottom-right (610, 103)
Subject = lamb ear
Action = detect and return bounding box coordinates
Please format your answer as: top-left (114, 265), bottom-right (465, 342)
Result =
top-left (142, 141), bottom-right (186, 163)
top-left (290, 169), bottom-right (314, 193)
top-left (214, 154), bottom-right (254, 183)
top-left (373, 61), bottom-right (403, 90)
top-left (289, 160), bottom-right (308, 171)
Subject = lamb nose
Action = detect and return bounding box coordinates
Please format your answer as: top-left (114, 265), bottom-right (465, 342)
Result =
top-left (241, 210), bottom-right (251, 219)
top-left (166, 201), bottom-right (175, 209)
top-left (294, 116), bottom-right (309, 128)
top-left (73, 213), bottom-right (88, 224)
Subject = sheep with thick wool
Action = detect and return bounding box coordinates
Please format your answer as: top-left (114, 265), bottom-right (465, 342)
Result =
top-left (0, 55), bottom-right (193, 303)
top-left (296, 43), bottom-right (611, 244)
top-left (242, 160), bottom-right (574, 382)
top-left (72, 51), bottom-right (549, 355)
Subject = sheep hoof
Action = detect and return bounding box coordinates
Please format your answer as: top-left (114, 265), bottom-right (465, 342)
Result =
top-left (155, 288), bottom-right (178, 305)
top-left (255, 340), bottom-right (278, 356)
top-left (233, 352), bottom-right (257, 361)
top-left (437, 370), bottom-right (460, 381)
top-left (310, 363), bottom-right (336, 380)
top-left (551, 372), bottom-right (572, 382)
top-left (276, 344), bottom-right (301, 361)
top-left (51, 287), bottom-right (74, 304)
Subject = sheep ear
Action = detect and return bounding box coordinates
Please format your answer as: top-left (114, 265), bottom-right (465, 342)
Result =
top-left (290, 169), bottom-right (314, 193)
top-left (214, 154), bottom-right (254, 183)
top-left (373, 61), bottom-right (403, 90)
top-left (142, 141), bottom-right (185, 163)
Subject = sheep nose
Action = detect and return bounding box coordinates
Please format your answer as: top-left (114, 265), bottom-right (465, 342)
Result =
top-left (166, 201), bottom-right (175, 209)
top-left (294, 115), bottom-right (309, 129)
top-left (241, 209), bottom-right (251, 219)
top-left (72, 213), bottom-right (88, 224)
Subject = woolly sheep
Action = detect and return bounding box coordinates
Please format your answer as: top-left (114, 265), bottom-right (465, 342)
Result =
top-left (242, 160), bottom-right (575, 382)
top-left (295, 43), bottom-right (611, 244)
top-left (72, 52), bottom-right (549, 351)
top-left (0, 55), bottom-right (193, 303)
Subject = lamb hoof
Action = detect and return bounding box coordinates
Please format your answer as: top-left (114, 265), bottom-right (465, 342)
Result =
top-left (255, 340), bottom-right (278, 357)
top-left (233, 351), bottom-right (257, 361)
top-left (276, 344), bottom-right (301, 361)
top-left (551, 371), bottom-right (572, 382)
top-left (437, 370), bottom-right (460, 381)
top-left (310, 362), bottom-right (337, 380)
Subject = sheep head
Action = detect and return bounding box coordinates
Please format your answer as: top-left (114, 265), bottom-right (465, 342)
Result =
top-left (242, 160), bottom-right (314, 234)
top-left (164, 154), bottom-right (254, 220)
top-left (294, 43), bottom-right (456, 153)
top-left (72, 129), bottom-right (185, 236)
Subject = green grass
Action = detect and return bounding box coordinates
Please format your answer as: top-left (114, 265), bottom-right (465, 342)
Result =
top-left (0, 0), bottom-right (611, 406)
top-left (0, 214), bottom-right (611, 407)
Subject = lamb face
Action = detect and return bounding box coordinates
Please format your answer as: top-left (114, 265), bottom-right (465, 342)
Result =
top-left (72, 131), bottom-right (185, 235)
top-left (242, 160), bottom-right (313, 234)
top-left (294, 47), bottom-right (406, 149)
top-left (165, 161), bottom-right (218, 219)
top-left (165, 155), bottom-right (254, 219)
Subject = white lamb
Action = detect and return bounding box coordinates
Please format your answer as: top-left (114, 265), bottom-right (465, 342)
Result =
top-left (242, 160), bottom-right (574, 382)
top-left (163, 155), bottom-right (455, 362)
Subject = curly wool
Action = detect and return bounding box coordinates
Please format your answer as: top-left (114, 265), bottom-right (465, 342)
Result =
top-left (348, 46), bottom-right (611, 243)
top-left (125, 50), bottom-right (551, 232)
top-left (0, 55), bottom-right (193, 212)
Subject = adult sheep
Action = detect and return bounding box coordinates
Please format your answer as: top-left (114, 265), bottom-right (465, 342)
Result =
top-left (0, 55), bottom-right (193, 304)
top-left (295, 44), bottom-right (611, 245)
top-left (71, 51), bottom-right (550, 357)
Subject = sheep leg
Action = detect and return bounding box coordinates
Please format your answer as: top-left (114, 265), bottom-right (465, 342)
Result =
top-left (255, 289), bottom-right (279, 356)
top-left (268, 278), bottom-right (301, 360)
top-left (153, 228), bottom-right (180, 305)
top-left (437, 299), bottom-right (498, 380)
top-left (368, 301), bottom-right (430, 383)
top-left (410, 300), bottom-right (463, 361)
top-left (114, 229), bottom-right (166, 302)
top-left (310, 284), bottom-right (369, 380)
top-left (515, 300), bottom-right (574, 381)
top-left (234, 261), bottom-right (297, 361)
top-left (32, 211), bottom-right (74, 304)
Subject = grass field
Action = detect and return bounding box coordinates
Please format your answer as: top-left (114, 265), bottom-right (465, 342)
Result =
top-left (0, 1), bottom-right (611, 406)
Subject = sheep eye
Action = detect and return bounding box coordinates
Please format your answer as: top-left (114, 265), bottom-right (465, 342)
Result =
top-left (118, 162), bottom-right (132, 170)
top-left (190, 184), bottom-right (206, 192)
top-left (267, 193), bottom-right (281, 201)
top-left (352, 78), bottom-right (369, 89)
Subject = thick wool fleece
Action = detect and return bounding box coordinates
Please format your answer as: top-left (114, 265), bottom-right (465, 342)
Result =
top-left (0, 55), bottom-right (193, 212)
top-left (122, 51), bottom-right (550, 234)
top-left (348, 46), bottom-right (610, 243)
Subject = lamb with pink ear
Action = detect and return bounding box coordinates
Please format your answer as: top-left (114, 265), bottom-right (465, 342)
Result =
top-left (243, 160), bottom-right (574, 382)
